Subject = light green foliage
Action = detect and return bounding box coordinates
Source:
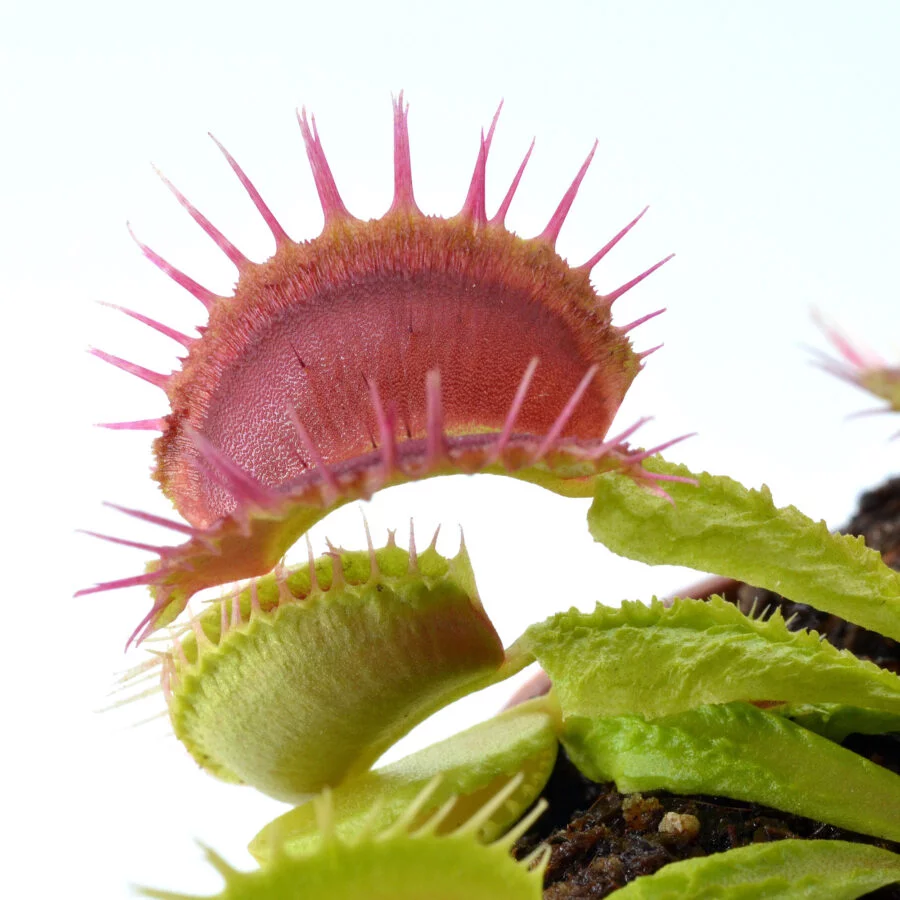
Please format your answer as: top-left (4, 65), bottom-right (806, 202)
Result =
top-left (779, 703), bottom-right (900, 742)
top-left (612, 840), bottom-right (900, 899)
top-left (562, 702), bottom-right (900, 841)
top-left (516, 597), bottom-right (900, 719)
top-left (251, 698), bottom-right (559, 862)
top-left (588, 459), bottom-right (900, 641)
top-left (143, 780), bottom-right (549, 900)
top-left (167, 542), bottom-right (513, 802)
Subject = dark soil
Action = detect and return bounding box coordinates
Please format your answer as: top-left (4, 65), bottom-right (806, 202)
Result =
top-left (513, 477), bottom-right (900, 897)
top-left (514, 749), bottom-right (900, 899)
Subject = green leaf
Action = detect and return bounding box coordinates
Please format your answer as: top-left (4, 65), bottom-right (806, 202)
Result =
top-left (250, 698), bottom-right (559, 862)
top-left (612, 840), bottom-right (900, 899)
top-left (562, 702), bottom-right (900, 842)
top-left (778, 703), bottom-right (900, 743)
top-left (515, 597), bottom-right (900, 720)
top-left (588, 458), bottom-right (900, 641)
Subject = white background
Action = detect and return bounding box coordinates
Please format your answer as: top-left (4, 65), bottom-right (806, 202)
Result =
top-left (3, 1), bottom-right (899, 896)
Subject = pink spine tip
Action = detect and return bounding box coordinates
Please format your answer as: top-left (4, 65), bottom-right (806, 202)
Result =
top-left (647, 471), bottom-right (701, 487)
top-left (637, 343), bottom-right (664, 361)
top-left (627, 432), bottom-right (697, 465)
top-left (408, 518), bottom-right (418, 572)
top-left (101, 302), bottom-right (194, 349)
top-left (574, 416), bottom-right (653, 462)
top-left (647, 485), bottom-right (677, 505)
top-left (812, 310), bottom-right (884, 370)
top-left (96, 418), bottom-right (165, 432)
top-left (126, 595), bottom-right (172, 650)
top-left (579, 206), bottom-right (649, 272)
top-left (621, 307), bottom-right (666, 334)
top-left (604, 415), bottom-right (653, 448)
top-left (184, 426), bottom-right (276, 508)
top-left (208, 132), bottom-right (291, 246)
top-left (103, 501), bottom-right (202, 536)
top-left (75, 571), bottom-right (159, 598)
top-left (361, 511), bottom-right (379, 579)
top-left (425, 369), bottom-right (446, 467)
top-left (286, 405), bottom-right (341, 494)
top-left (538, 140), bottom-right (598, 247)
top-left (365, 376), bottom-right (398, 477)
top-left (490, 139), bottom-right (534, 227)
top-left (127, 223), bottom-right (219, 311)
top-left (89, 347), bottom-right (170, 391)
top-left (296, 108), bottom-right (352, 225)
top-left (459, 130), bottom-right (489, 226)
top-left (152, 165), bottom-right (250, 269)
top-left (534, 364), bottom-right (599, 458)
top-left (490, 356), bottom-right (540, 462)
top-left (459, 103), bottom-right (502, 226)
top-left (389, 92), bottom-right (419, 214)
top-left (458, 524), bottom-right (469, 558)
top-left (486, 101), bottom-right (503, 150)
top-left (604, 254), bottom-right (675, 304)
top-left (78, 530), bottom-right (167, 555)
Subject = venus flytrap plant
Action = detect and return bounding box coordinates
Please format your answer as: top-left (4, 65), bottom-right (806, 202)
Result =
top-left (86, 96), bottom-right (900, 896)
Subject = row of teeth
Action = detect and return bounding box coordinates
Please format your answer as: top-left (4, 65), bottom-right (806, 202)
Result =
top-left (81, 357), bottom-right (695, 649)
top-left (154, 520), bottom-right (446, 702)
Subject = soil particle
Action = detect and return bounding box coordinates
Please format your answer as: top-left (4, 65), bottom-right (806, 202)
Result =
top-left (657, 811), bottom-right (701, 842)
